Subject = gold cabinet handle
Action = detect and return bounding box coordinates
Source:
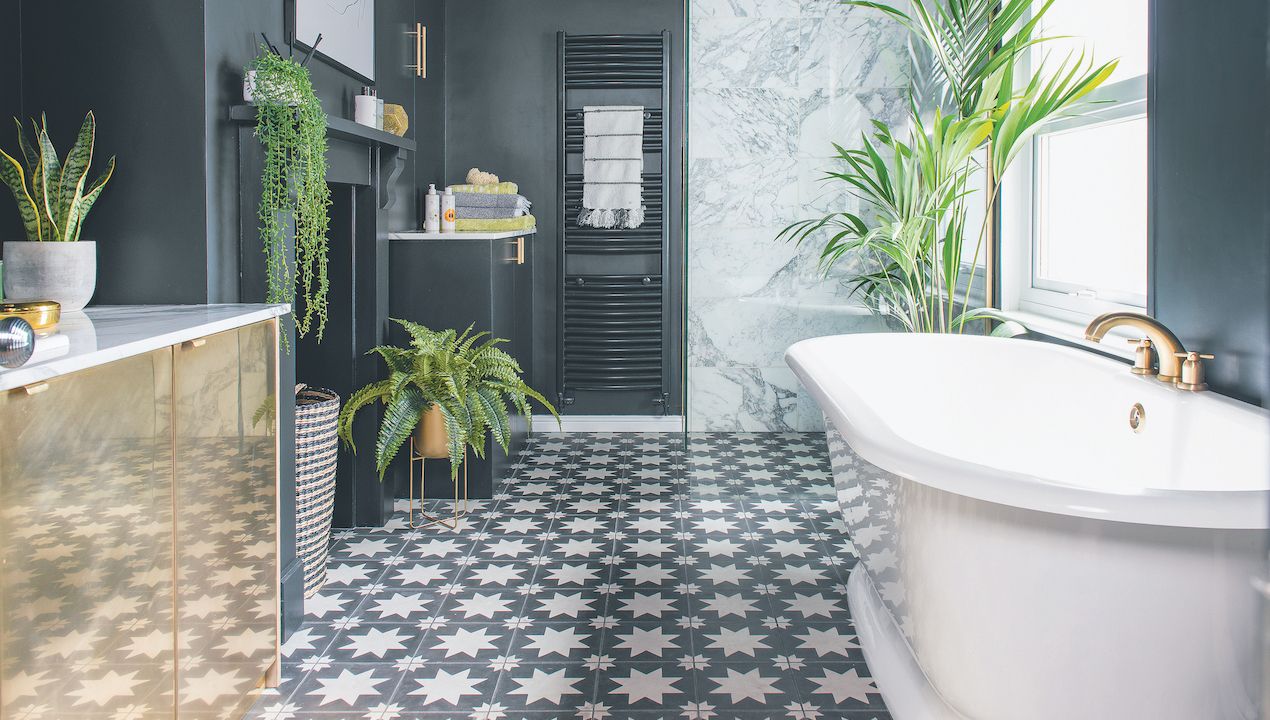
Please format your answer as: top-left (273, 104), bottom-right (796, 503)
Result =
top-left (182, 338), bottom-right (207, 350)
top-left (515, 236), bottom-right (525, 265)
top-left (21, 381), bottom-right (49, 396)
top-left (405, 22), bottom-right (425, 77)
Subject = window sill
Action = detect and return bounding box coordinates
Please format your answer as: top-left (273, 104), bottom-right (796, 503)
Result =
top-left (995, 309), bottom-right (1137, 361)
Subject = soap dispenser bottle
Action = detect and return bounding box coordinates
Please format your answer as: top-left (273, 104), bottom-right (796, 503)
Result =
top-left (355, 86), bottom-right (377, 127)
top-left (440, 187), bottom-right (456, 233)
top-left (424, 184), bottom-right (440, 233)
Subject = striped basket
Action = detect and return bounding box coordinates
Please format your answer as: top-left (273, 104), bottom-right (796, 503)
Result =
top-left (295, 384), bottom-right (340, 598)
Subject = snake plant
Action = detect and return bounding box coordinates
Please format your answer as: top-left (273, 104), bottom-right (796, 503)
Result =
top-left (0, 112), bottom-right (116, 242)
top-left (338, 319), bottom-right (559, 480)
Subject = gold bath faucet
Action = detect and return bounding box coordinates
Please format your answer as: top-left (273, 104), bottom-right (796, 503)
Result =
top-left (1084, 312), bottom-right (1212, 392)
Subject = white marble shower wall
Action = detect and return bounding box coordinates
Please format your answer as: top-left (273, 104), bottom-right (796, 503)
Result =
top-left (686, 0), bottom-right (910, 431)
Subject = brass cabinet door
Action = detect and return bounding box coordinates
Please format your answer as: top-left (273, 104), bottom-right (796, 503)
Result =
top-left (0, 348), bottom-right (176, 718)
top-left (172, 321), bottom-right (279, 718)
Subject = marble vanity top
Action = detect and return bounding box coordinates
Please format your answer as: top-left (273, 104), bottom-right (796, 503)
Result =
top-left (0, 304), bottom-right (290, 392)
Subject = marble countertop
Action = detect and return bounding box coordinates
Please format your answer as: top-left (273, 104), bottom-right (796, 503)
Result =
top-left (389, 229), bottom-right (536, 241)
top-left (0, 304), bottom-right (290, 392)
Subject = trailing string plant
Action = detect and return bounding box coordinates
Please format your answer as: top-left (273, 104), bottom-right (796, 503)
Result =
top-left (779, 0), bottom-right (1117, 333)
top-left (250, 46), bottom-right (331, 346)
top-left (0, 112), bottom-right (115, 242)
top-left (337, 320), bottom-right (560, 481)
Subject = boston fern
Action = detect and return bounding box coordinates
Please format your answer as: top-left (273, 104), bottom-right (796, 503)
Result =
top-left (0, 112), bottom-right (115, 242)
top-left (250, 48), bottom-right (331, 342)
top-left (338, 320), bottom-right (560, 480)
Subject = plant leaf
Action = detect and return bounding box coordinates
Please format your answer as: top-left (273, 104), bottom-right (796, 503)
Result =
top-left (0, 147), bottom-right (42, 241)
top-left (56, 112), bottom-right (96, 239)
top-left (34, 119), bottom-right (63, 239)
top-left (374, 385), bottom-right (428, 480)
top-left (336, 378), bottom-right (392, 450)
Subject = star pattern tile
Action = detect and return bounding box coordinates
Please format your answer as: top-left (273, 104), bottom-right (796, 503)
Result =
top-left (247, 432), bottom-right (890, 719)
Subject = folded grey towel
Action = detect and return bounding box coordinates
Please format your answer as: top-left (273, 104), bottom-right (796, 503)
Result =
top-left (455, 205), bottom-right (528, 220)
top-left (453, 192), bottom-right (530, 210)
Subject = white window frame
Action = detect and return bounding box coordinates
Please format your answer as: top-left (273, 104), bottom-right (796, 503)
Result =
top-left (1000, 61), bottom-right (1149, 326)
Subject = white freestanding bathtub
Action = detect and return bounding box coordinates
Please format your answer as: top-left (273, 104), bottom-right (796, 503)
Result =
top-left (786, 333), bottom-right (1269, 720)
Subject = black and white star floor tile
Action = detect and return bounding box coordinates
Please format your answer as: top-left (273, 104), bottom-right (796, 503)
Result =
top-left (246, 432), bottom-right (890, 720)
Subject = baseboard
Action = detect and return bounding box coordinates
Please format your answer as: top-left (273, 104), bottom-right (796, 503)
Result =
top-left (532, 414), bottom-right (685, 433)
top-left (279, 557), bottom-right (306, 641)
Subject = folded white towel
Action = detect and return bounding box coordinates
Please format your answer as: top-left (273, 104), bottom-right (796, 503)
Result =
top-left (578, 105), bottom-right (645, 229)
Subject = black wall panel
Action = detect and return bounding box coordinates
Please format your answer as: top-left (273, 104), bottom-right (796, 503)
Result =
top-left (1151, 0), bottom-right (1270, 406)
top-left (15, 1), bottom-right (207, 304)
top-left (0, 0), bottom-right (22, 243)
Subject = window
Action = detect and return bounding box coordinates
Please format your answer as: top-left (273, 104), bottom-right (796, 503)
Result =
top-left (1001, 0), bottom-right (1150, 322)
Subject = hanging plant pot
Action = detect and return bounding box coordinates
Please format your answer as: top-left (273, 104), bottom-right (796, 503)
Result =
top-left (414, 405), bottom-right (449, 459)
top-left (243, 70), bottom-right (302, 105)
top-left (248, 46), bottom-right (331, 347)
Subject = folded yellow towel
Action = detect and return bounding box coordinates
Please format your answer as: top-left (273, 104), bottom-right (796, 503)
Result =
top-left (448, 181), bottom-right (519, 195)
top-left (454, 215), bottom-right (536, 233)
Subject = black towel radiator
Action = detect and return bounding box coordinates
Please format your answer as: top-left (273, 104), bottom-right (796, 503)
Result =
top-left (556, 31), bottom-right (672, 414)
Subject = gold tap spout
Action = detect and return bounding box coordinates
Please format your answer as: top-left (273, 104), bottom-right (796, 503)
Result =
top-left (1084, 312), bottom-right (1187, 383)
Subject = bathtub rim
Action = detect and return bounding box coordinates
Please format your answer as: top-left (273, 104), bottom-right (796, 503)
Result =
top-left (786, 333), bottom-right (1269, 530)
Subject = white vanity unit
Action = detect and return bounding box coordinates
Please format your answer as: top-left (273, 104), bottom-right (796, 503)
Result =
top-left (0, 304), bottom-right (288, 719)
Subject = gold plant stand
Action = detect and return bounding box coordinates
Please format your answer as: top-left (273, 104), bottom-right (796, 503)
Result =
top-left (407, 437), bottom-right (469, 529)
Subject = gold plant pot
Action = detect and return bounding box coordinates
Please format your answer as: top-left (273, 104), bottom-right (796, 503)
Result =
top-left (0, 301), bottom-right (61, 336)
top-left (414, 405), bottom-right (449, 459)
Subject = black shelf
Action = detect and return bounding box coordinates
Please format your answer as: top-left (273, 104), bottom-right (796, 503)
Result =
top-left (229, 104), bottom-right (416, 152)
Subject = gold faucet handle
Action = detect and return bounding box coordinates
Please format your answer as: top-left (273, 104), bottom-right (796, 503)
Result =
top-left (1126, 338), bottom-right (1157, 376)
top-left (1172, 351), bottom-right (1213, 391)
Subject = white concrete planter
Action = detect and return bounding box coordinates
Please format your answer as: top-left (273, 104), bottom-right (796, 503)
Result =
top-left (3, 241), bottom-right (97, 311)
top-left (244, 70), bottom-right (301, 105)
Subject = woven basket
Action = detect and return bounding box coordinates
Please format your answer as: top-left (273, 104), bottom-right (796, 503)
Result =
top-left (295, 384), bottom-right (340, 598)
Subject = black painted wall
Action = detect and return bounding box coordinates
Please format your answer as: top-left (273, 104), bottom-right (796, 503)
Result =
top-left (442, 0), bottom-right (687, 414)
top-left (12, 1), bottom-right (207, 303)
top-left (0, 0), bottom-right (21, 242)
top-left (205, 0), bottom-right (286, 305)
top-left (1151, 0), bottom-right (1270, 407)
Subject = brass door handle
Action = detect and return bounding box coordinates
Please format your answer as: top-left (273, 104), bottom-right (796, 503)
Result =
top-left (21, 381), bottom-right (49, 396)
top-left (405, 22), bottom-right (426, 77)
top-left (181, 338), bottom-right (207, 350)
top-left (515, 236), bottom-right (525, 265)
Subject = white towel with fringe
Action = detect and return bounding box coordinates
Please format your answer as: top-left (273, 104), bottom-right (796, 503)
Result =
top-left (579, 105), bottom-right (645, 229)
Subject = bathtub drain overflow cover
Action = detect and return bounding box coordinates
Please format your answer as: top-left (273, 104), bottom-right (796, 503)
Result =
top-left (1129, 402), bottom-right (1146, 432)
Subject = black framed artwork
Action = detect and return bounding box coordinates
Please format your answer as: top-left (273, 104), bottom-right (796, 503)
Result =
top-left (288, 0), bottom-right (376, 84)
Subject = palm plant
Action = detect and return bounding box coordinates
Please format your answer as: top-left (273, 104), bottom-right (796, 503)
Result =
top-left (779, 0), bottom-right (1116, 333)
top-left (337, 319), bottom-right (559, 480)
